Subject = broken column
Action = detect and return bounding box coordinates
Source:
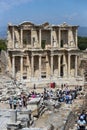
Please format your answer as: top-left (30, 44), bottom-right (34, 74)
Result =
top-left (10, 110), bottom-right (17, 123)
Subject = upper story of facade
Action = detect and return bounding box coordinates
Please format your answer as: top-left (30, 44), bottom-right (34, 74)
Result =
top-left (7, 21), bottom-right (79, 51)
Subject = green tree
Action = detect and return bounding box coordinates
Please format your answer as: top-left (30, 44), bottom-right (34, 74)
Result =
top-left (78, 36), bottom-right (87, 50)
top-left (0, 39), bottom-right (7, 51)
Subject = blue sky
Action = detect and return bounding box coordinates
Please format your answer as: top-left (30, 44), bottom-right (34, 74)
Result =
top-left (0, 0), bottom-right (87, 27)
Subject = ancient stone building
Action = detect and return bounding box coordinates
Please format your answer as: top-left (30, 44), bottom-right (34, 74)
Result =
top-left (7, 21), bottom-right (84, 86)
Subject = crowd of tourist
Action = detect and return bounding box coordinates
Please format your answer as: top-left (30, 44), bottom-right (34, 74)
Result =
top-left (8, 83), bottom-right (87, 129)
top-left (43, 84), bottom-right (82, 104)
top-left (8, 84), bottom-right (82, 109)
top-left (9, 95), bottom-right (27, 109)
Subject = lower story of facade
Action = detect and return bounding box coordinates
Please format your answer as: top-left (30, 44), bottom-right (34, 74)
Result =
top-left (7, 49), bottom-right (84, 86)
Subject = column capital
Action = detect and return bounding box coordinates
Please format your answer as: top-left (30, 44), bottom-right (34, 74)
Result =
top-left (69, 54), bottom-right (71, 57)
top-left (51, 55), bottom-right (54, 57)
top-left (12, 55), bottom-right (15, 58)
top-left (21, 28), bottom-right (23, 31)
top-left (39, 54), bottom-right (42, 56)
top-left (58, 54), bottom-right (62, 57)
top-left (31, 54), bottom-right (35, 57)
top-left (21, 55), bottom-right (23, 57)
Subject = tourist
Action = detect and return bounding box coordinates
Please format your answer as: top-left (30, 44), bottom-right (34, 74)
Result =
top-left (79, 110), bottom-right (87, 123)
top-left (65, 94), bottom-right (69, 104)
top-left (68, 93), bottom-right (72, 104)
top-left (43, 91), bottom-right (48, 100)
top-left (13, 97), bottom-right (17, 109)
top-left (18, 98), bottom-right (22, 109)
top-left (9, 97), bottom-right (13, 109)
top-left (23, 96), bottom-right (27, 108)
top-left (77, 116), bottom-right (86, 130)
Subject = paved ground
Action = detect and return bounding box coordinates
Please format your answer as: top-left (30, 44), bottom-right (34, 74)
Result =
top-left (0, 110), bottom-right (11, 130)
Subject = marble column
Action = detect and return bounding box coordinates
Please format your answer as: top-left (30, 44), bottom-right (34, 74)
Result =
top-left (12, 27), bottom-right (15, 48)
top-left (12, 55), bottom-right (15, 78)
top-left (26, 55), bottom-right (29, 79)
top-left (51, 55), bottom-right (53, 76)
top-left (21, 28), bottom-right (23, 48)
top-left (58, 28), bottom-right (61, 48)
top-left (46, 55), bottom-right (49, 77)
top-left (39, 29), bottom-right (41, 48)
top-left (63, 54), bottom-right (66, 77)
top-left (68, 54), bottom-right (71, 77)
top-left (75, 55), bottom-right (78, 77)
top-left (51, 29), bottom-right (53, 47)
top-left (31, 29), bottom-right (33, 48)
top-left (31, 55), bottom-right (34, 77)
top-left (27, 55), bottom-right (31, 78)
top-left (58, 55), bottom-right (61, 77)
top-left (39, 55), bottom-right (41, 78)
top-left (68, 29), bottom-right (72, 47)
top-left (20, 56), bottom-right (23, 80)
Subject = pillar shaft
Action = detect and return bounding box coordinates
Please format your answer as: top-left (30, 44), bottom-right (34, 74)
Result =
top-left (51, 30), bottom-right (53, 47)
top-left (68, 54), bottom-right (71, 77)
top-left (26, 55), bottom-right (29, 79)
top-left (59, 29), bottom-right (61, 48)
top-left (21, 29), bottom-right (23, 48)
top-left (75, 55), bottom-right (78, 77)
top-left (51, 55), bottom-right (53, 76)
top-left (63, 54), bottom-right (66, 77)
top-left (39, 55), bottom-right (41, 78)
top-left (58, 55), bottom-right (61, 77)
top-left (12, 56), bottom-right (15, 78)
top-left (68, 29), bottom-right (72, 47)
top-left (20, 56), bottom-right (23, 80)
top-left (31, 29), bottom-right (33, 47)
top-left (31, 55), bottom-right (34, 77)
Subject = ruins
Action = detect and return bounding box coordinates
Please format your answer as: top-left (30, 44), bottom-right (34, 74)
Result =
top-left (6, 21), bottom-right (85, 86)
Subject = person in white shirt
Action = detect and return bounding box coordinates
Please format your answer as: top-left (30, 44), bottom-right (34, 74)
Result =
top-left (77, 116), bottom-right (86, 130)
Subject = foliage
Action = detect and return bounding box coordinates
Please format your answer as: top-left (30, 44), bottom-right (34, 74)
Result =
top-left (0, 39), bottom-right (7, 51)
top-left (78, 36), bottom-right (87, 50)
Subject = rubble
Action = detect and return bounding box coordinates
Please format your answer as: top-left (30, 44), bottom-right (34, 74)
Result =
top-left (0, 74), bottom-right (29, 102)
top-left (0, 74), bottom-right (86, 130)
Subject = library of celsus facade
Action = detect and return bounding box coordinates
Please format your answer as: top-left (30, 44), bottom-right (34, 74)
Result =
top-left (7, 21), bottom-right (84, 85)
